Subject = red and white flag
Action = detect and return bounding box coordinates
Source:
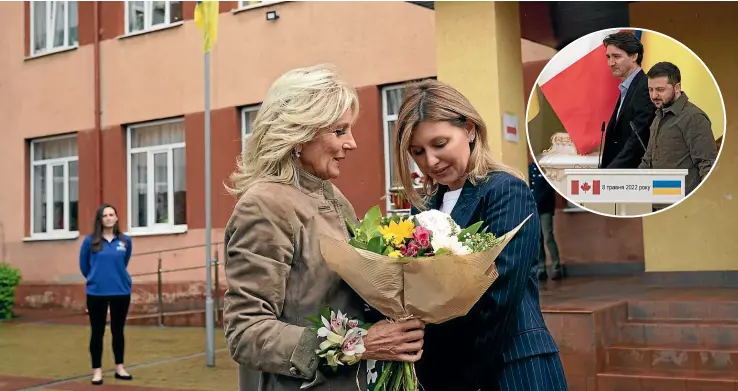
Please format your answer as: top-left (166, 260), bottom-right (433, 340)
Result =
top-left (571, 179), bottom-right (601, 196)
top-left (538, 29), bottom-right (621, 155)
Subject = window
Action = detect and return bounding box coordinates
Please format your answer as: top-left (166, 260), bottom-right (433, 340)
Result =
top-left (30, 135), bottom-right (79, 239)
top-left (30, 1), bottom-right (79, 56)
top-left (127, 119), bottom-right (187, 234)
top-left (125, 1), bottom-right (183, 35)
top-left (239, 1), bottom-right (264, 7)
top-left (382, 85), bottom-right (422, 215)
top-left (240, 106), bottom-right (260, 152)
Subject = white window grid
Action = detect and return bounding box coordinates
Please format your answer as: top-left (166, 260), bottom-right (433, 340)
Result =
top-left (124, 1), bottom-right (183, 35)
top-left (381, 84), bottom-right (422, 215)
top-left (241, 105), bottom-right (261, 152)
top-left (29, 1), bottom-right (78, 56)
top-left (238, 0), bottom-right (278, 8)
top-left (126, 118), bottom-right (187, 235)
top-left (29, 134), bottom-right (79, 239)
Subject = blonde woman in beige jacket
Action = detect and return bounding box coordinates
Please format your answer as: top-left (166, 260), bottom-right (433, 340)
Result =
top-left (223, 64), bottom-right (425, 391)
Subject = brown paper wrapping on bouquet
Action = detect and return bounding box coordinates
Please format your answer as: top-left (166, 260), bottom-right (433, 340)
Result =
top-left (319, 214), bottom-right (533, 324)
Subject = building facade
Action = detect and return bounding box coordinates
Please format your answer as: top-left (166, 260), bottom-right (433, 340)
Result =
top-left (1, 0), bottom-right (440, 311)
top-left (1, 1), bottom-right (654, 312)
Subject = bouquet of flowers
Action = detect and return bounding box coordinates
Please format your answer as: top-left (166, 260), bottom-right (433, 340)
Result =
top-left (318, 205), bottom-right (532, 390)
top-left (306, 307), bottom-right (371, 371)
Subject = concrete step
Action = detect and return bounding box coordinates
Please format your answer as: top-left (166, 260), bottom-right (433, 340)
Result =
top-left (597, 369), bottom-right (738, 391)
top-left (619, 319), bottom-right (738, 350)
top-left (607, 344), bottom-right (738, 375)
top-left (628, 300), bottom-right (738, 322)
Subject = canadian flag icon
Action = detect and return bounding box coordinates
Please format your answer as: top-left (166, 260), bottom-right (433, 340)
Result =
top-left (571, 180), bottom-right (601, 195)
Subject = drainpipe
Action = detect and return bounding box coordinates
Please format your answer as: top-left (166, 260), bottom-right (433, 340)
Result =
top-left (93, 1), bottom-right (102, 205)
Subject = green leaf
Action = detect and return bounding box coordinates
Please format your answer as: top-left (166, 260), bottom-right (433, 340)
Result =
top-left (434, 248), bottom-right (451, 256)
top-left (345, 217), bottom-right (357, 238)
top-left (367, 236), bottom-right (385, 254)
top-left (382, 246), bottom-right (392, 255)
top-left (360, 205), bottom-right (383, 239)
top-left (0, 263), bottom-right (22, 320)
top-left (458, 221), bottom-right (484, 239)
top-left (305, 315), bottom-right (322, 325)
top-left (319, 305), bottom-right (332, 320)
top-left (348, 238), bottom-right (368, 250)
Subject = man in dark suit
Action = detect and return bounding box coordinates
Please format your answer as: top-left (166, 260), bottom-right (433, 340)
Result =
top-left (528, 161), bottom-right (563, 281)
top-left (599, 32), bottom-right (657, 168)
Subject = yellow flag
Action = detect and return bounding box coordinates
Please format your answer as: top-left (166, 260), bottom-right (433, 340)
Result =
top-left (195, 1), bottom-right (219, 52)
top-left (640, 31), bottom-right (724, 140)
top-left (528, 84), bottom-right (541, 122)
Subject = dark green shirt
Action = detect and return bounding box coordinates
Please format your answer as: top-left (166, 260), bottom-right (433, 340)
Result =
top-left (639, 92), bottom-right (717, 195)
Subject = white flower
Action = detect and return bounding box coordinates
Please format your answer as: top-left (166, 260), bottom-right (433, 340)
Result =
top-left (414, 209), bottom-right (460, 239)
top-left (431, 234), bottom-right (472, 255)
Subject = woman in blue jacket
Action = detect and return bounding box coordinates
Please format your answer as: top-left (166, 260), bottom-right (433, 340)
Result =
top-left (387, 80), bottom-right (568, 391)
top-left (79, 204), bottom-right (134, 385)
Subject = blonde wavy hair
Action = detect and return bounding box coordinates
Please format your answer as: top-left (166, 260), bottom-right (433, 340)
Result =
top-left (226, 64), bottom-right (359, 198)
top-left (393, 79), bottom-right (523, 210)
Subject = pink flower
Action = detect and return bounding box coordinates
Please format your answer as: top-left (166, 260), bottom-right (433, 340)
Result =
top-left (347, 319), bottom-right (358, 329)
top-left (401, 241), bottom-right (420, 257)
top-left (412, 227), bottom-right (431, 249)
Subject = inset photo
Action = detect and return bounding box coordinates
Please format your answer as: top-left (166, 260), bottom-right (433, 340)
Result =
top-left (526, 28), bottom-right (725, 217)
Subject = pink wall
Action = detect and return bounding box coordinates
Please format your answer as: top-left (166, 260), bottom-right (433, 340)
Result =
top-left (101, 1), bottom-right (437, 127)
top-left (0, 1), bottom-right (437, 287)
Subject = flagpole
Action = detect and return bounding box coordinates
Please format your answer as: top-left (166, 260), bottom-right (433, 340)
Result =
top-left (204, 44), bottom-right (215, 368)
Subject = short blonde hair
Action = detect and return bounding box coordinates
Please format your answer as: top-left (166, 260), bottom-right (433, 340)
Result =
top-left (227, 64), bottom-right (359, 198)
top-left (393, 79), bottom-right (523, 210)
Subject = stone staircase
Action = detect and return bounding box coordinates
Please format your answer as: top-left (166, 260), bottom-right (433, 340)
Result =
top-left (597, 300), bottom-right (738, 390)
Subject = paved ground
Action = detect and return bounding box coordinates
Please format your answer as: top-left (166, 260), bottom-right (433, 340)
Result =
top-left (0, 322), bottom-right (237, 391)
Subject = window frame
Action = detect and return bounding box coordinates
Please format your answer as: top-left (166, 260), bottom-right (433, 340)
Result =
top-left (240, 105), bottom-right (261, 152)
top-left (126, 117), bottom-right (187, 236)
top-left (29, 134), bottom-right (79, 240)
top-left (29, 0), bottom-right (79, 57)
top-left (381, 83), bottom-right (423, 215)
top-left (238, 1), bottom-right (273, 8)
top-left (124, 0), bottom-right (182, 35)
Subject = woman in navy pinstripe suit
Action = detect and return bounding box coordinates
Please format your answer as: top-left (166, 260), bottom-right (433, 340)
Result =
top-left (389, 80), bottom-right (568, 391)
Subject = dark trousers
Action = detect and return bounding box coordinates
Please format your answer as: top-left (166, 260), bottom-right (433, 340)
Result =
top-left (87, 294), bottom-right (131, 369)
top-left (537, 212), bottom-right (561, 273)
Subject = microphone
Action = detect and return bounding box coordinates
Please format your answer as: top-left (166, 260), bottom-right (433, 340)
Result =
top-left (598, 121), bottom-right (606, 168)
top-left (629, 121), bottom-right (647, 152)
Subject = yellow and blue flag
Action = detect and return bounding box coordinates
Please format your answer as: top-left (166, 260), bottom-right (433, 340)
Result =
top-left (195, 1), bottom-right (219, 52)
top-left (652, 180), bottom-right (682, 196)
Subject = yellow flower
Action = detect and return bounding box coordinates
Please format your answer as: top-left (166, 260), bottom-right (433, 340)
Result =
top-left (378, 219), bottom-right (415, 248)
top-left (388, 251), bottom-right (402, 258)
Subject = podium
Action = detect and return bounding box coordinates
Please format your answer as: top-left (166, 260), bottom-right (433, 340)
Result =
top-left (563, 169), bottom-right (689, 216)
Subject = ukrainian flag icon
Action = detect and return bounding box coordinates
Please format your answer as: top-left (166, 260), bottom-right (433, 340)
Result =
top-left (652, 180), bottom-right (682, 195)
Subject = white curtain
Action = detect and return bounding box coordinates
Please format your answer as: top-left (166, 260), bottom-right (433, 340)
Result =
top-left (32, 136), bottom-right (78, 233)
top-left (130, 120), bottom-right (185, 148)
top-left (32, 2), bottom-right (47, 53)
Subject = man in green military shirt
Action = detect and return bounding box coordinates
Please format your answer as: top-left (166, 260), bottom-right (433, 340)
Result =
top-left (639, 61), bottom-right (718, 196)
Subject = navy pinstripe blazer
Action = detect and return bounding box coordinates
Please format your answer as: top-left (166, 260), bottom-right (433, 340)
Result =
top-left (412, 171), bottom-right (560, 390)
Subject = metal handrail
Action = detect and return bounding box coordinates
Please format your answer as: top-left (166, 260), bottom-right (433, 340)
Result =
top-left (129, 241), bottom-right (225, 259)
top-left (127, 241), bottom-right (225, 328)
